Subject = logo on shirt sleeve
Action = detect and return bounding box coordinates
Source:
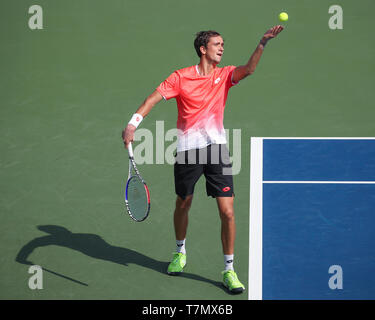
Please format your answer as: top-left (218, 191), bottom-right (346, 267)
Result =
top-left (214, 77), bottom-right (221, 84)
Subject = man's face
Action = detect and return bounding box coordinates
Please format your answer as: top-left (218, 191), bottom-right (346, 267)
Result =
top-left (201, 36), bottom-right (224, 64)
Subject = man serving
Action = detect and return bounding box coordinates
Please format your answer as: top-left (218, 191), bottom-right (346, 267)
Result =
top-left (122, 25), bottom-right (283, 293)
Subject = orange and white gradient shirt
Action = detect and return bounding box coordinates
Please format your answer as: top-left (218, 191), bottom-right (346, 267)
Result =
top-left (157, 65), bottom-right (237, 152)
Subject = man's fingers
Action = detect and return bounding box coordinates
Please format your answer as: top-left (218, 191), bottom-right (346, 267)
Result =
top-left (122, 125), bottom-right (136, 149)
top-left (271, 25), bottom-right (284, 37)
top-left (276, 25), bottom-right (284, 33)
top-left (122, 130), bottom-right (127, 148)
top-left (124, 136), bottom-right (134, 149)
top-left (265, 25), bottom-right (283, 37)
top-left (124, 139), bottom-right (132, 149)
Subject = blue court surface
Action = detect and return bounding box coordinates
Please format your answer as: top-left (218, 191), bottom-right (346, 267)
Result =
top-left (249, 138), bottom-right (375, 300)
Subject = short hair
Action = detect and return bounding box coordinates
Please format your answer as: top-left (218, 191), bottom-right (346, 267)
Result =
top-left (194, 30), bottom-right (221, 58)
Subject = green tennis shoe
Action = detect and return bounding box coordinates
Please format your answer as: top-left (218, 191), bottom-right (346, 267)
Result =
top-left (222, 270), bottom-right (245, 294)
top-left (167, 253), bottom-right (186, 275)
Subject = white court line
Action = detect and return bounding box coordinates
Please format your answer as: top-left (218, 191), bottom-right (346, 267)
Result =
top-left (249, 138), bottom-right (263, 300)
top-left (264, 181), bottom-right (375, 184)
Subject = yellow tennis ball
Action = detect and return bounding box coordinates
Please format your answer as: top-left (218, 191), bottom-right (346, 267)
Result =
top-left (279, 12), bottom-right (288, 22)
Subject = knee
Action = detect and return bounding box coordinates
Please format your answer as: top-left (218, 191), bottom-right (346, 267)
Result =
top-left (176, 196), bottom-right (193, 211)
top-left (220, 208), bottom-right (235, 221)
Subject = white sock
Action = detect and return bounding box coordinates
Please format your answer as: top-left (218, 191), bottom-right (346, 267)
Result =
top-left (224, 254), bottom-right (234, 271)
top-left (176, 239), bottom-right (186, 254)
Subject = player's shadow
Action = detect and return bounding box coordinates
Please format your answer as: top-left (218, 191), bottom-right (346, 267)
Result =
top-left (15, 225), bottom-right (226, 292)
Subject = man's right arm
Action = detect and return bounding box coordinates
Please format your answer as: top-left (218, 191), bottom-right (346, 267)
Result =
top-left (122, 89), bottom-right (163, 148)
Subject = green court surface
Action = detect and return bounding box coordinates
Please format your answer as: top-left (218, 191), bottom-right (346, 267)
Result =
top-left (1, 0), bottom-right (374, 300)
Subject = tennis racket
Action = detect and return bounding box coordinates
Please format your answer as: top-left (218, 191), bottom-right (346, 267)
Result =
top-left (125, 142), bottom-right (150, 222)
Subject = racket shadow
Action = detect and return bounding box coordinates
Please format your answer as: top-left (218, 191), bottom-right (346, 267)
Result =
top-left (15, 225), bottom-right (225, 291)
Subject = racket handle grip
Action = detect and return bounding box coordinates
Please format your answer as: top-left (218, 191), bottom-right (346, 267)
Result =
top-left (128, 142), bottom-right (134, 158)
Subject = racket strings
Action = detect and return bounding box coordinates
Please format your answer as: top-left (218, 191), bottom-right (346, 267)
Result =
top-left (127, 176), bottom-right (149, 220)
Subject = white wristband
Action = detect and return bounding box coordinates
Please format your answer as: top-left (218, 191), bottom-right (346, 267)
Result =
top-left (128, 113), bottom-right (143, 128)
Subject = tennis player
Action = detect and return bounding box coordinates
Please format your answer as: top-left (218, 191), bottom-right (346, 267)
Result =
top-left (122, 25), bottom-right (283, 293)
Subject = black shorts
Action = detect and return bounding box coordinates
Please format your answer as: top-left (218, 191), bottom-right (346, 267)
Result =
top-left (174, 144), bottom-right (234, 199)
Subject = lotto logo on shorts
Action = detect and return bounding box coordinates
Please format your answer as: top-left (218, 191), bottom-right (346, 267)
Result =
top-left (222, 187), bottom-right (231, 192)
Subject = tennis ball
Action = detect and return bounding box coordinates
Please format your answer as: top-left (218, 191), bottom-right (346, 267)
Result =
top-left (279, 12), bottom-right (288, 22)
